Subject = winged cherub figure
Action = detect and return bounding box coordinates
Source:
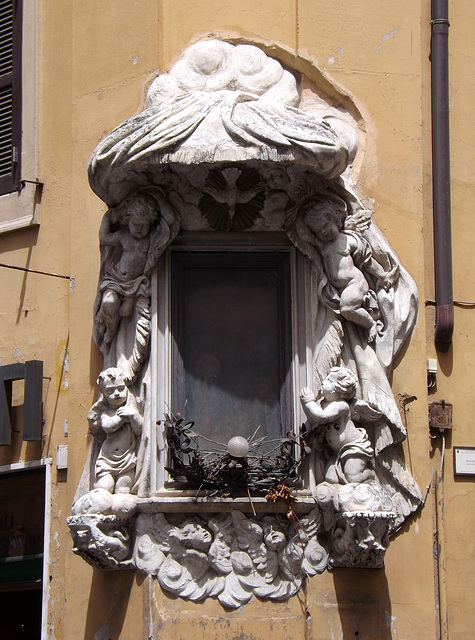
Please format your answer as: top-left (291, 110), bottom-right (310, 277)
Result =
top-left (293, 194), bottom-right (398, 342)
top-left (300, 367), bottom-right (379, 485)
top-left (95, 190), bottom-right (178, 348)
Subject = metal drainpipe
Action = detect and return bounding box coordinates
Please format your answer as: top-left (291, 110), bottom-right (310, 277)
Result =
top-left (431, 0), bottom-right (454, 352)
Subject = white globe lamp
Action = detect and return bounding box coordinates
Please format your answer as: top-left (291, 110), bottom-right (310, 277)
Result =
top-left (226, 436), bottom-right (250, 458)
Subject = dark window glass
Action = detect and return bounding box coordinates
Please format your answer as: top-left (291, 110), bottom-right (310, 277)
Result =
top-left (0, 468), bottom-right (45, 563)
top-left (172, 252), bottom-right (292, 449)
top-left (0, 589), bottom-right (42, 640)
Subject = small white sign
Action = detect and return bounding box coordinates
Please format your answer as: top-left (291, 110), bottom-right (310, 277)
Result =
top-left (454, 447), bottom-right (475, 475)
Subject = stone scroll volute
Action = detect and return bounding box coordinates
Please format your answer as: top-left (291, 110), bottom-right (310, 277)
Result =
top-left (68, 39), bottom-right (422, 607)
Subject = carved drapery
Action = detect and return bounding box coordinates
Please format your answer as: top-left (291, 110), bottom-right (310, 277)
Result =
top-left (68, 39), bottom-right (421, 608)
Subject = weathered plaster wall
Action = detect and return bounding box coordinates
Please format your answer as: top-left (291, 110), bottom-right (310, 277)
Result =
top-left (426, 3), bottom-right (475, 638)
top-left (65, 2), bottom-right (434, 638)
top-left (2, 0), bottom-right (475, 638)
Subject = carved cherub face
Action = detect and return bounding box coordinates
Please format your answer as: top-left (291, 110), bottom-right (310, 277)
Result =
top-left (120, 195), bottom-right (158, 239)
top-left (128, 209), bottom-right (153, 239)
top-left (321, 376), bottom-right (340, 401)
top-left (180, 520), bottom-right (212, 551)
top-left (304, 200), bottom-right (344, 243)
top-left (267, 167), bottom-right (289, 190)
top-left (100, 375), bottom-right (128, 408)
top-left (263, 522), bottom-right (287, 551)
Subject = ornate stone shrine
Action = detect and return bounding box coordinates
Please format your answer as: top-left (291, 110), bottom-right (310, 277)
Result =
top-left (68, 39), bottom-right (422, 608)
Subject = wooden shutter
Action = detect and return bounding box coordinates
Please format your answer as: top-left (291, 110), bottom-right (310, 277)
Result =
top-left (0, 0), bottom-right (21, 194)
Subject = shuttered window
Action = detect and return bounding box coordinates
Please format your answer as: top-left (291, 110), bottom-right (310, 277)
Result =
top-left (0, 0), bottom-right (21, 194)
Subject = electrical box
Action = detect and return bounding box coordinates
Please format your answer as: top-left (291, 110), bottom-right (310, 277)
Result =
top-left (427, 358), bottom-right (438, 374)
top-left (429, 400), bottom-right (453, 432)
top-left (57, 444), bottom-right (68, 470)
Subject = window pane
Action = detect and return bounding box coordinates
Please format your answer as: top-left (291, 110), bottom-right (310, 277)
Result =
top-left (172, 253), bottom-right (292, 450)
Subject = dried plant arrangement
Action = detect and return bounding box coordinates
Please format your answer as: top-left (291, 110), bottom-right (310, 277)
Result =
top-left (160, 414), bottom-right (309, 497)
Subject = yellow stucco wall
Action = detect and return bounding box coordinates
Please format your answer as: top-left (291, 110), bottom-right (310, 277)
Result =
top-left (1, 0), bottom-right (475, 638)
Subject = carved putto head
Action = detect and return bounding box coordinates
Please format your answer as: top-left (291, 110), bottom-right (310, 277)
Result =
top-left (299, 193), bottom-right (347, 243)
top-left (178, 517), bottom-right (213, 551)
top-left (96, 367), bottom-right (128, 408)
top-left (285, 188), bottom-right (350, 260)
top-left (117, 193), bottom-right (158, 238)
top-left (321, 367), bottom-right (358, 401)
top-left (262, 515), bottom-right (288, 551)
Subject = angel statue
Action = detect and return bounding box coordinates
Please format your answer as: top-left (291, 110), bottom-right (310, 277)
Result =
top-left (300, 367), bottom-right (401, 568)
top-left (93, 189), bottom-right (179, 380)
top-left (300, 365), bottom-right (415, 557)
top-left (290, 192), bottom-right (398, 343)
top-left (87, 367), bottom-right (143, 494)
top-left (300, 367), bottom-right (380, 488)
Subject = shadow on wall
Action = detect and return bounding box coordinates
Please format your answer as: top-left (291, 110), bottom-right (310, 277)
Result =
top-left (0, 226), bottom-right (39, 324)
top-left (83, 569), bottom-right (135, 640)
top-left (90, 336), bottom-right (104, 387)
top-left (333, 568), bottom-right (392, 640)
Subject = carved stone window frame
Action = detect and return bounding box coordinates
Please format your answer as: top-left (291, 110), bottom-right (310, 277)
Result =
top-left (150, 231), bottom-right (315, 505)
top-left (68, 40), bottom-right (422, 602)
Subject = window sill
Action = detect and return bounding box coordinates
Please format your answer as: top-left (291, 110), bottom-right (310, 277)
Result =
top-left (0, 183), bottom-right (39, 234)
top-left (137, 492), bottom-right (316, 514)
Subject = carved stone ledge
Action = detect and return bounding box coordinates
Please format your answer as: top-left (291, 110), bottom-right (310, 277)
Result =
top-left (136, 495), bottom-right (316, 514)
top-left (69, 506), bottom-right (329, 608)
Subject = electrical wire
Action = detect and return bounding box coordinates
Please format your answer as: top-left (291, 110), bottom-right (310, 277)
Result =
top-left (0, 262), bottom-right (71, 280)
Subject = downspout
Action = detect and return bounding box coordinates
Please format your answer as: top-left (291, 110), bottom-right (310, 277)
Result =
top-left (431, 0), bottom-right (453, 352)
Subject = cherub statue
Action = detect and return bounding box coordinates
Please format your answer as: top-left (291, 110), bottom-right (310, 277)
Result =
top-left (290, 193), bottom-right (398, 342)
top-left (261, 516), bottom-right (292, 584)
top-left (231, 512), bottom-right (293, 588)
top-left (178, 517), bottom-right (213, 554)
top-left (88, 367), bottom-right (143, 494)
top-left (300, 367), bottom-right (377, 486)
top-left (154, 516), bottom-right (213, 598)
top-left (95, 190), bottom-right (178, 346)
